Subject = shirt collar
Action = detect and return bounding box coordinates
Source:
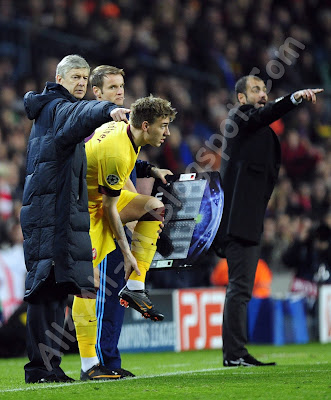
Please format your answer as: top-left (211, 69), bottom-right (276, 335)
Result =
top-left (127, 125), bottom-right (139, 154)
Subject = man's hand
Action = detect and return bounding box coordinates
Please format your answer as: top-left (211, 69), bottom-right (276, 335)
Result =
top-left (293, 88), bottom-right (324, 104)
top-left (151, 167), bottom-right (173, 184)
top-left (157, 222), bottom-right (164, 239)
top-left (102, 193), bottom-right (140, 280)
top-left (123, 251), bottom-right (141, 281)
top-left (110, 108), bottom-right (131, 123)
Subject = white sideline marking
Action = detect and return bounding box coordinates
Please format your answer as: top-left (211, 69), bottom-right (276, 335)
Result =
top-left (2, 366), bottom-right (330, 393)
top-left (1, 368), bottom-right (226, 392)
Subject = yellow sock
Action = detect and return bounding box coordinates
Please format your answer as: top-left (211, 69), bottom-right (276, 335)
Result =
top-left (130, 220), bottom-right (160, 283)
top-left (129, 260), bottom-right (148, 283)
top-left (72, 296), bottom-right (97, 358)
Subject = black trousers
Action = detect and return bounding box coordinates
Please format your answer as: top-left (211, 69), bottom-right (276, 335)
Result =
top-left (222, 238), bottom-right (260, 360)
top-left (24, 295), bottom-right (68, 383)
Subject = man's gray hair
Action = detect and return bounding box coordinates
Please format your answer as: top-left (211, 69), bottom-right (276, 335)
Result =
top-left (55, 55), bottom-right (90, 79)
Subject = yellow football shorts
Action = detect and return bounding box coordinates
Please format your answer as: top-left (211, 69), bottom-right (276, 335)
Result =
top-left (89, 190), bottom-right (139, 267)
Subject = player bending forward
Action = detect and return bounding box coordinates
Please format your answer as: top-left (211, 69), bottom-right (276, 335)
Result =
top-left (86, 95), bottom-right (176, 320)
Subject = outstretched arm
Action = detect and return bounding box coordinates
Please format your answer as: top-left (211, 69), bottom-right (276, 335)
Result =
top-left (56, 100), bottom-right (130, 148)
top-left (235, 88), bottom-right (324, 132)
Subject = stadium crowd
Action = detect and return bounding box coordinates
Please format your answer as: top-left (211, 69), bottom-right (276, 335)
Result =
top-left (0, 0), bottom-right (330, 315)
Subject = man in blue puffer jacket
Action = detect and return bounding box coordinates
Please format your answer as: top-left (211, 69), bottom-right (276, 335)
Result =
top-left (21, 54), bottom-right (130, 384)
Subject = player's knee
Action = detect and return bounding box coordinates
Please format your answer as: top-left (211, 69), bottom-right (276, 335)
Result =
top-left (144, 196), bottom-right (164, 213)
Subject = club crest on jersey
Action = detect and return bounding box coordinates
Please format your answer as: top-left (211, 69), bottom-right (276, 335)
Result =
top-left (106, 174), bottom-right (120, 185)
top-left (92, 248), bottom-right (97, 260)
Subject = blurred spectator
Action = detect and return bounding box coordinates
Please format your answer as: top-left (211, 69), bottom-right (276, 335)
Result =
top-left (297, 182), bottom-right (312, 214)
top-left (210, 258), bottom-right (273, 299)
top-left (281, 129), bottom-right (321, 183)
top-left (0, 220), bottom-right (25, 322)
top-left (283, 222), bottom-right (331, 282)
top-left (310, 177), bottom-right (330, 221)
top-left (0, 164), bottom-right (13, 221)
top-left (282, 222), bottom-right (331, 330)
top-left (268, 176), bottom-right (293, 216)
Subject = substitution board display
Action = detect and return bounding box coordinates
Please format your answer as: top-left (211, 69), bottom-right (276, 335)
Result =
top-left (150, 171), bottom-right (223, 269)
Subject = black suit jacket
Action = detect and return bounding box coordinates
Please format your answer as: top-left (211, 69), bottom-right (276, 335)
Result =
top-left (214, 94), bottom-right (297, 248)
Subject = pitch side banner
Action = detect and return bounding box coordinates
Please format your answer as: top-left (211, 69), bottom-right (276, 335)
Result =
top-left (118, 290), bottom-right (176, 352)
top-left (174, 287), bottom-right (226, 351)
top-left (319, 284), bottom-right (331, 343)
top-left (118, 287), bottom-right (226, 353)
top-left (150, 171), bottom-right (224, 269)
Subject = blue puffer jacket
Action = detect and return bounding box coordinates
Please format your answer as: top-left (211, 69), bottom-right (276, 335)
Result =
top-left (21, 82), bottom-right (118, 302)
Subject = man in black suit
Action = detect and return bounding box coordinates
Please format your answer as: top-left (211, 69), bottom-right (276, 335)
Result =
top-left (213, 75), bottom-right (323, 366)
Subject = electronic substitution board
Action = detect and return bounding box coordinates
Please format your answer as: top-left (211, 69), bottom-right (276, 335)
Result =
top-left (150, 171), bottom-right (224, 269)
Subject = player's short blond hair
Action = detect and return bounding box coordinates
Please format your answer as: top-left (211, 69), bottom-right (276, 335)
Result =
top-left (130, 95), bottom-right (177, 129)
top-left (89, 65), bottom-right (125, 89)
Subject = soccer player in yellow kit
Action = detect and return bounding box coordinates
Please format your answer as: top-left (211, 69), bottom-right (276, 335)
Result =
top-left (87, 96), bottom-right (176, 306)
top-left (72, 66), bottom-right (176, 380)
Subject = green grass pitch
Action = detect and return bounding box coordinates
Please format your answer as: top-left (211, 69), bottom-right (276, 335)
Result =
top-left (0, 343), bottom-right (330, 399)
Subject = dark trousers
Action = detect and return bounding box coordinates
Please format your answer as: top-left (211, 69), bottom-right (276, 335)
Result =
top-left (222, 238), bottom-right (260, 360)
top-left (96, 232), bottom-right (131, 370)
top-left (24, 296), bottom-right (67, 383)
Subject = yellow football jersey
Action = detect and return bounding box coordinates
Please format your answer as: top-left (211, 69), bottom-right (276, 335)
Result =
top-left (85, 121), bottom-right (140, 266)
